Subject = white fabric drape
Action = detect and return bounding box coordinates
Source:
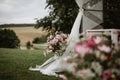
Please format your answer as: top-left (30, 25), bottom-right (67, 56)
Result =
top-left (29, 0), bottom-right (83, 76)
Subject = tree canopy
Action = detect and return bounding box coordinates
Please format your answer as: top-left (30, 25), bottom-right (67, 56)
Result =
top-left (35, 0), bottom-right (78, 33)
top-left (35, 0), bottom-right (120, 33)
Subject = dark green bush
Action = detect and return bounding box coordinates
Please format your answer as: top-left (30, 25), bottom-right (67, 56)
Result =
top-left (26, 41), bottom-right (32, 49)
top-left (32, 35), bottom-right (46, 44)
top-left (0, 29), bottom-right (20, 48)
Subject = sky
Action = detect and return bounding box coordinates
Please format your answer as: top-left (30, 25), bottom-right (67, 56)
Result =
top-left (0, 0), bottom-right (49, 24)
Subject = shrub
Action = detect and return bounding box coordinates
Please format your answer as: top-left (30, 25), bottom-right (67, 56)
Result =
top-left (0, 29), bottom-right (20, 48)
top-left (32, 35), bottom-right (46, 44)
top-left (26, 41), bottom-right (32, 49)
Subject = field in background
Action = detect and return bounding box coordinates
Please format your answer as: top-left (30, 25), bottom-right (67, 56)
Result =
top-left (1, 26), bottom-right (47, 46)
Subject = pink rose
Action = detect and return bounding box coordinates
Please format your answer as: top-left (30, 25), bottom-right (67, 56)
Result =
top-left (74, 43), bottom-right (92, 57)
top-left (102, 70), bottom-right (111, 80)
top-left (55, 34), bottom-right (63, 42)
top-left (49, 38), bottom-right (58, 45)
top-left (98, 45), bottom-right (111, 53)
top-left (87, 38), bottom-right (96, 47)
top-left (94, 36), bottom-right (103, 44)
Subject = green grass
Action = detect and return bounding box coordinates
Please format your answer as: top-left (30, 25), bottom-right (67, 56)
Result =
top-left (0, 48), bottom-right (61, 80)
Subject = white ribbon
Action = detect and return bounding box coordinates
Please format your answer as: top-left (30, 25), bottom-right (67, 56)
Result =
top-left (68, 0), bottom-right (84, 42)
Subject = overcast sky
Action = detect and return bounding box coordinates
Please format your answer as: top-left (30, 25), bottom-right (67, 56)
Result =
top-left (0, 0), bottom-right (49, 24)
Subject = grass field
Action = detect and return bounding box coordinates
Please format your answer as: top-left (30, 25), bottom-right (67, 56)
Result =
top-left (0, 48), bottom-right (61, 80)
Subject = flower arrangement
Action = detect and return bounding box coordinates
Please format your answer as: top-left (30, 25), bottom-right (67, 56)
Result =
top-left (44, 31), bottom-right (68, 56)
top-left (60, 33), bottom-right (120, 80)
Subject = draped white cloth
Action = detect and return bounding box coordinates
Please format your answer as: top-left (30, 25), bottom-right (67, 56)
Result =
top-left (29, 0), bottom-right (84, 76)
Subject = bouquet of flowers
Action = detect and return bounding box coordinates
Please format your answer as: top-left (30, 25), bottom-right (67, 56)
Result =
top-left (60, 33), bottom-right (120, 80)
top-left (44, 31), bottom-right (68, 56)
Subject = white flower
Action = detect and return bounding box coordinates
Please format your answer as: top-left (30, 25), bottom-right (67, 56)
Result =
top-left (94, 36), bottom-right (103, 44)
top-left (91, 62), bottom-right (102, 76)
top-left (95, 50), bottom-right (101, 58)
top-left (76, 69), bottom-right (95, 80)
top-left (100, 54), bottom-right (106, 61)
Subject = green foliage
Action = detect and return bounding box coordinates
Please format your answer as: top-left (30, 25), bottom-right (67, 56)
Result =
top-left (0, 29), bottom-right (20, 48)
top-left (35, 0), bottom-right (78, 33)
top-left (0, 48), bottom-right (60, 80)
top-left (84, 54), bottom-right (96, 62)
top-left (26, 41), bottom-right (32, 49)
top-left (32, 35), bottom-right (46, 44)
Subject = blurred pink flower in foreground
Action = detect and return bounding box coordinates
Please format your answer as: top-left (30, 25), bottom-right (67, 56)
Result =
top-left (102, 70), bottom-right (111, 80)
top-left (94, 36), bottom-right (103, 44)
top-left (74, 43), bottom-right (92, 57)
top-left (98, 45), bottom-right (111, 53)
top-left (79, 69), bottom-right (88, 76)
top-left (76, 69), bottom-right (95, 79)
top-left (87, 38), bottom-right (96, 47)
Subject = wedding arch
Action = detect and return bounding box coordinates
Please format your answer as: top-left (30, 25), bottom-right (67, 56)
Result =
top-left (29, 0), bottom-right (103, 76)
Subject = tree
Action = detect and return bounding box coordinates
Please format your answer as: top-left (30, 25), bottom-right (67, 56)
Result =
top-left (0, 29), bottom-right (20, 48)
top-left (32, 35), bottom-right (46, 44)
top-left (35, 0), bottom-right (78, 33)
top-left (35, 0), bottom-right (120, 33)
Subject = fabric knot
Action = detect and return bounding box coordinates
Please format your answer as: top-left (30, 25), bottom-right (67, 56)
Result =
top-left (79, 6), bottom-right (84, 12)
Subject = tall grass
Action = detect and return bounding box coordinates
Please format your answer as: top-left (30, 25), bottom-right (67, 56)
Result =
top-left (0, 48), bottom-right (60, 80)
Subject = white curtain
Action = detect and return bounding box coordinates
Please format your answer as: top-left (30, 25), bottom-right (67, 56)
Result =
top-left (29, 0), bottom-right (84, 76)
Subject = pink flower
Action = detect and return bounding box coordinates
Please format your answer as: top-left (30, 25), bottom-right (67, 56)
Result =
top-left (76, 69), bottom-right (95, 78)
top-left (113, 31), bottom-right (120, 34)
top-left (55, 34), bottom-right (63, 42)
top-left (98, 45), bottom-right (111, 53)
top-left (79, 69), bottom-right (88, 76)
top-left (102, 70), bottom-right (111, 80)
top-left (47, 35), bottom-right (53, 42)
top-left (87, 38), bottom-right (96, 47)
top-left (49, 38), bottom-right (58, 45)
top-left (59, 74), bottom-right (68, 80)
top-left (74, 43), bottom-right (92, 57)
top-left (94, 36), bottom-right (103, 44)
